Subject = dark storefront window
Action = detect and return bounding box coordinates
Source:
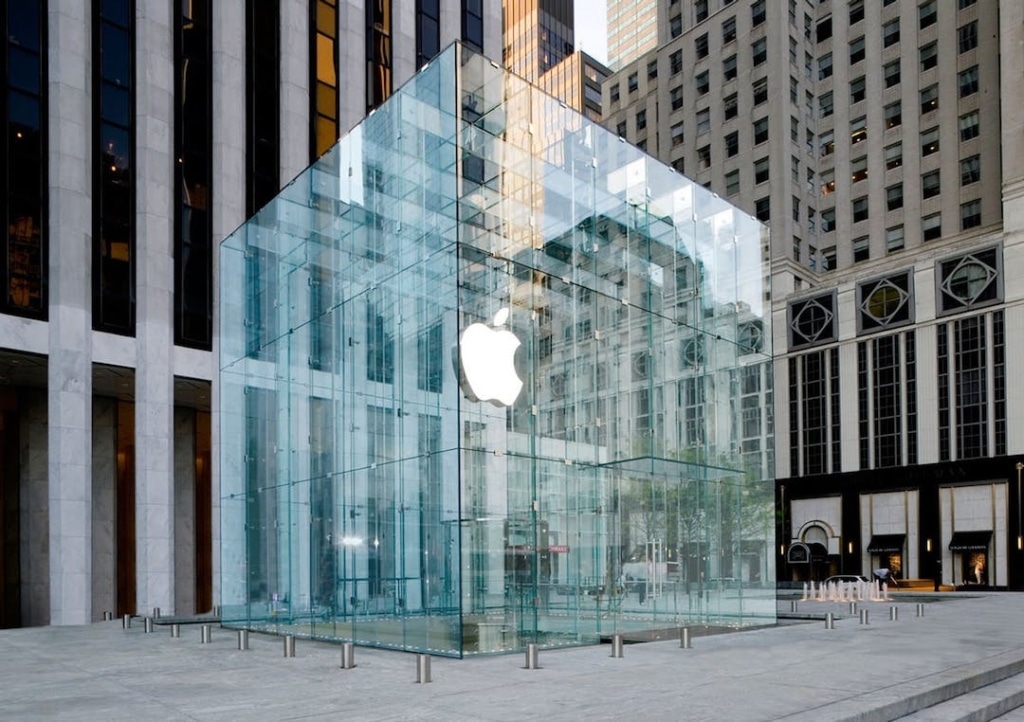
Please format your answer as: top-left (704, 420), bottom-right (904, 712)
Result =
top-left (175, 0), bottom-right (212, 349)
top-left (246, 0), bottom-right (280, 216)
top-left (2, 0), bottom-right (46, 319)
top-left (311, 0), bottom-right (338, 159)
top-left (367, 0), bottom-right (392, 113)
top-left (93, 0), bottom-right (135, 335)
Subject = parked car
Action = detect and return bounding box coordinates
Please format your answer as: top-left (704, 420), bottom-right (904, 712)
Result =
top-left (823, 574), bottom-right (870, 585)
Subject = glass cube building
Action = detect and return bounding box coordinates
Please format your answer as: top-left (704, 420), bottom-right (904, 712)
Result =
top-left (219, 43), bottom-right (775, 656)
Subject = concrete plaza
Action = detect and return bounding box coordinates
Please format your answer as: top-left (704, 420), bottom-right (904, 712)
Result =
top-left (2, 592), bottom-right (1024, 721)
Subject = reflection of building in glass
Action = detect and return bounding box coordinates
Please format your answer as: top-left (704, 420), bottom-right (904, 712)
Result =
top-left (219, 43), bottom-right (775, 656)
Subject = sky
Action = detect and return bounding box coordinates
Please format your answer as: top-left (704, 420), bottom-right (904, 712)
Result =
top-left (574, 0), bottom-right (609, 65)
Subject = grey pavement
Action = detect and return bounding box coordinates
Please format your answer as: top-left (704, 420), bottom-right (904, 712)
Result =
top-left (2, 593), bottom-right (1024, 722)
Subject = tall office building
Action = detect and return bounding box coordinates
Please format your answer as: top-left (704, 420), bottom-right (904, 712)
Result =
top-left (606, 0), bottom-right (658, 70)
top-left (0, 0), bottom-right (499, 629)
top-left (503, 0), bottom-right (574, 82)
top-left (604, 0), bottom-right (1024, 589)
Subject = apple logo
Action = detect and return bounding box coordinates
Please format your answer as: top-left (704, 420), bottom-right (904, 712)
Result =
top-left (457, 307), bottom-right (523, 407)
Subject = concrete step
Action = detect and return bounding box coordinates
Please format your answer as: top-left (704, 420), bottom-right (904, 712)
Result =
top-left (899, 673), bottom-right (1024, 722)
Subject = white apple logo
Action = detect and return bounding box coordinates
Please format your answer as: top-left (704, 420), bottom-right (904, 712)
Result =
top-left (458, 307), bottom-right (523, 407)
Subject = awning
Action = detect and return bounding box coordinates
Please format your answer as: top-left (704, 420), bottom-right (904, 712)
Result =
top-left (948, 530), bottom-right (991, 551)
top-left (866, 534), bottom-right (905, 554)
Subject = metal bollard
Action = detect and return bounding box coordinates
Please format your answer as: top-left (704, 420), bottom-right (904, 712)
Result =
top-left (525, 643), bottom-right (540, 670)
top-left (610, 634), bottom-right (624, 658)
top-left (201, 624), bottom-right (211, 644)
top-left (238, 629), bottom-right (249, 650)
top-left (213, 605), bottom-right (221, 617)
top-left (152, 607), bottom-right (161, 619)
top-left (416, 654), bottom-right (432, 684)
top-left (849, 601), bottom-right (857, 615)
top-left (171, 624), bottom-right (180, 638)
top-left (790, 600), bottom-right (798, 613)
top-left (122, 614), bottom-right (131, 629)
top-left (283, 635), bottom-right (296, 658)
top-left (889, 606), bottom-right (899, 621)
top-left (340, 642), bottom-right (355, 669)
top-left (916, 603), bottom-right (925, 618)
top-left (144, 617), bottom-right (154, 634)
top-left (860, 609), bottom-right (869, 625)
top-left (103, 611), bottom-right (113, 621)
top-left (825, 613), bottom-right (835, 630)
top-left (680, 626), bottom-right (691, 649)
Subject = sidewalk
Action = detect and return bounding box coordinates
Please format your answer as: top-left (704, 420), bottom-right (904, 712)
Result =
top-left (2, 593), bottom-right (1023, 721)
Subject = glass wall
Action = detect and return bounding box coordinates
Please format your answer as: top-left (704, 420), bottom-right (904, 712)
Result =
top-left (220, 43), bottom-right (774, 657)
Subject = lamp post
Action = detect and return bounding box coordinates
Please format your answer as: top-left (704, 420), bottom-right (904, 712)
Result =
top-left (1016, 462), bottom-right (1022, 552)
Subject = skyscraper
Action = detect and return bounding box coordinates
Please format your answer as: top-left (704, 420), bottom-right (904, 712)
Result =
top-left (606, 0), bottom-right (658, 70)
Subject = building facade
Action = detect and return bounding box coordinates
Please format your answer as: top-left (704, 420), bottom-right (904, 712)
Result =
top-left (219, 42), bottom-right (775, 656)
top-left (603, 0), bottom-right (1024, 589)
top-left (0, 0), bottom-right (500, 629)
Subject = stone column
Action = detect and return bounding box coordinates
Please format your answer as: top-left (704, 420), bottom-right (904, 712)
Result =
top-left (134, 0), bottom-right (176, 615)
top-left (47, 0), bottom-right (94, 626)
top-left (281, 0), bottom-right (310, 178)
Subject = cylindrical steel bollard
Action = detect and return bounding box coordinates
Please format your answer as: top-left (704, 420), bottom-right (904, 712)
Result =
top-left (889, 606), bottom-right (899, 621)
top-left (680, 626), bottom-right (691, 649)
top-left (213, 605), bottom-right (221, 617)
top-left (238, 629), bottom-right (249, 650)
top-left (171, 623), bottom-right (180, 638)
top-left (341, 642), bottom-right (355, 669)
top-left (122, 614), bottom-right (131, 629)
top-left (200, 624), bottom-right (211, 644)
top-left (825, 612), bottom-right (835, 630)
top-left (790, 600), bottom-right (798, 613)
top-left (152, 607), bottom-right (161, 619)
top-left (849, 601), bottom-right (857, 615)
top-left (610, 634), bottom-right (624, 658)
top-left (144, 617), bottom-right (154, 633)
top-left (416, 653), bottom-right (432, 684)
top-left (916, 603), bottom-right (925, 618)
top-left (103, 611), bottom-right (113, 621)
top-left (860, 609), bottom-right (869, 625)
top-left (283, 635), bottom-right (296, 658)
top-left (524, 642), bottom-right (540, 669)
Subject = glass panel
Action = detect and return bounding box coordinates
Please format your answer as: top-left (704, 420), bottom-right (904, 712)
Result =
top-left (219, 44), bottom-right (775, 657)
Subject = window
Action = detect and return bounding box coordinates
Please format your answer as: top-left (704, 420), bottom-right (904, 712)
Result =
top-left (958, 21), bottom-right (977, 53)
top-left (698, 145), bottom-right (711, 169)
top-left (821, 168), bottom-right (835, 195)
top-left (851, 116), bottom-right (867, 145)
top-left (885, 142), bottom-right (902, 169)
top-left (789, 36), bottom-right (797, 64)
top-left (806, 128), bottom-right (814, 155)
top-left (695, 0), bottom-right (708, 22)
top-left (753, 78), bottom-right (768, 105)
top-left (670, 50), bottom-right (683, 74)
top-left (819, 91), bottom-right (833, 118)
top-left (790, 76), bottom-right (799, 104)
top-left (668, 123), bottom-right (684, 150)
top-left (723, 17), bottom-right (737, 44)
top-left (670, 86), bottom-right (684, 111)
top-left (885, 101), bottom-right (902, 128)
top-left (670, 14), bottom-right (683, 38)
top-left (959, 66), bottom-right (979, 97)
top-left (725, 169), bottom-right (740, 195)
top-left (755, 197), bottom-right (770, 222)
top-left (755, 157), bottom-right (770, 183)
top-left (821, 246), bottom-right (837, 270)
top-left (920, 127), bottom-right (939, 156)
top-left (723, 55), bottom-right (738, 81)
top-left (793, 197), bottom-right (801, 222)
top-left (610, 84), bottom-right (620, 102)
top-left (314, 0), bottom-right (340, 158)
top-left (672, 157), bottom-right (685, 173)
top-left (853, 236), bottom-right (870, 263)
top-left (961, 200), bottom-right (981, 229)
top-left (696, 70), bottom-right (710, 95)
top-left (752, 37), bottom-right (767, 65)
top-left (818, 52), bottom-right (832, 80)
top-left (753, 117), bottom-right (769, 144)
top-left (887, 183), bottom-right (904, 211)
top-left (695, 33), bottom-right (708, 59)
top-left (791, 116), bottom-right (799, 143)
top-left (850, 76), bottom-right (866, 104)
top-left (696, 108), bottom-right (710, 135)
top-left (368, 0), bottom-right (394, 109)
top-left (852, 196), bottom-right (869, 223)
top-left (923, 213), bottom-right (942, 241)
top-left (647, 60), bottom-right (658, 79)
top-left (886, 226), bottom-right (905, 253)
top-left (958, 0), bottom-right (977, 8)
top-left (616, 121), bottom-right (626, 137)
top-left (883, 19), bottom-right (900, 47)
top-left (919, 1), bottom-right (937, 29)
top-left (920, 42), bottom-right (938, 71)
top-left (462, 0), bottom-right (484, 52)
top-left (807, 205), bottom-right (816, 232)
top-left (724, 93), bottom-right (738, 119)
top-left (920, 85), bottom-right (939, 114)
top-left (725, 130), bottom-right (739, 157)
top-left (884, 60), bottom-right (901, 88)
top-left (922, 170), bottom-right (941, 199)
top-left (960, 110), bottom-right (980, 141)
top-left (850, 0), bottom-right (864, 24)
top-left (752, 0), bottom-right (766, 26)
top-left (792, 155), bottom-right (800, 182)
top-left (820, 130), bottom-right (834, 157)
top-left (628, 73), bottom-right (638, 93)
top-left (822, 208), bottom-right (836, 232)
top-left (961, 155), bottom-right (980, 185)
top-left (849, 36), bottom-right (865, 64)
top-left (851, 156), bottom-right (868, 183)
top-left (636, 109), bottom-right (647, 130)
top-left (793, 237), bottom-right (802, 262)
top-left (817, 16), bottom-right (832, 43)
